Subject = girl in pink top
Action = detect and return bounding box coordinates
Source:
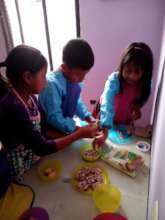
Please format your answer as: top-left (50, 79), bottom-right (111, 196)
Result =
top-left (93, 42), bottom-right (153, 145)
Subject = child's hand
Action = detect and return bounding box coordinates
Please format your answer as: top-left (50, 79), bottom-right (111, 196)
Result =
top-left (92, 131), bottom-right (108, 149)
top-left (77, 124), bottom-right (98, 138)
top-left (92, 127), bottom-right (109, 149)
top-left (132, 105), bottom-right (141, 121)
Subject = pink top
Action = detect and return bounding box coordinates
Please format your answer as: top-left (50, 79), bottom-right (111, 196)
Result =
top-left (114, 82), bottom-right (141, 125)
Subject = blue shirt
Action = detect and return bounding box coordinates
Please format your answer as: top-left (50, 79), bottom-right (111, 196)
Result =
top-left (39, 70), bottom-right (91, 133)
top-left (101, 71), bottom-right (152, 128)
top-left (100, 72), bottom-right (120, 128)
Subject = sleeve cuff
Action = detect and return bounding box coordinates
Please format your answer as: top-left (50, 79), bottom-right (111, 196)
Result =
top-left (79, 112), bottom-right (92, 120)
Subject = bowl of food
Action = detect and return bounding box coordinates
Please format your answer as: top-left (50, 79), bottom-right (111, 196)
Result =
top-left (38, 160), bottom-right (61, 182)
top-left (71, 163), bottom-right (109, 195)
top-left (80, 144), bottom-right (101, 162)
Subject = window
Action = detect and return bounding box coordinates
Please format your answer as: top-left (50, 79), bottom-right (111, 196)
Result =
top-left (5, 0), bottom-right (79, 71)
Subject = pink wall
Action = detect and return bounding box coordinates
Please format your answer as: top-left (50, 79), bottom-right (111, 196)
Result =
top-left (79, 0), bottom-right (165, 126)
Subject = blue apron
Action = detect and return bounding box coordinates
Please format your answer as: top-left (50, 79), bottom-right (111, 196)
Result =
top-left (62, 80), bottom-right (81, 118)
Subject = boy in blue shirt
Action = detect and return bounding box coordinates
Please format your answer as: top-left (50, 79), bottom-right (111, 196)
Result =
top-left (39, 39), bottom-right (95, 135)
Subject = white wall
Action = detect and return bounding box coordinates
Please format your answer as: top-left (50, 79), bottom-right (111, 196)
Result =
top-left (148, 19), bottom-right (165, 220)
top-left (0, 23), bottom-right (7, 61)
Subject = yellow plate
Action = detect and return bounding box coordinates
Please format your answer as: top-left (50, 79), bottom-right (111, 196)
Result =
top-left (71, 163), bottom-right (109, 195)
top-left (80, 143), bottom-right (101, 162)
top-left (37, 160), bottom-right (62, 182)
top-left (93, 184), bottom-right (121, 213)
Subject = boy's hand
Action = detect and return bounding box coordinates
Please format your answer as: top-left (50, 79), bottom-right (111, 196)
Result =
top-left (132, 105), bottom-right (141, 121)
top-left (77, 124), bottom-right (98, 138)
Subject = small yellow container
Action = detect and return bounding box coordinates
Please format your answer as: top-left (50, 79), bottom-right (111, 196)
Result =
top-left (93, 184), bottom-right (121, 213)
top-left (37, 160), bottom-right (62, 182)
top-left (80, 143), bottom-right (101, 162)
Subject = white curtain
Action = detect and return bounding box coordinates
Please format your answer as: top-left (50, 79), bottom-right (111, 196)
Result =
top-left (0, 0), bottom-right (13, 53)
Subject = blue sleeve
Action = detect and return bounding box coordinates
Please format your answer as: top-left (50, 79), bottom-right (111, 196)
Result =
top-left (75, 96), bottom-right (92, 120)
top-left (39, 81), bottom-right (76, 133)
top-left (100, 73), bottom-right (120, 128)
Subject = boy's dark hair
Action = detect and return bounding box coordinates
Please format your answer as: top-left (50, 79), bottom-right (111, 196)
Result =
top-left (118, 42), bottom-right (153, 106)
top-left (62, 38), bottom-right (94, 70)
top-left (0, 45), bottom-right (47, 87)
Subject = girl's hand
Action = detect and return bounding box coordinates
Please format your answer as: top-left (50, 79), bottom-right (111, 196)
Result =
top-left (77, 124), bottom-right (98, 138)
top-left (55, 125), bottom-right (98, 150)
top-left (132, 105), bottom-right (141, 121)
top-left (92, 127), bottom-right (109, 149)
top-left (93, 133), bottom-right (107, 149)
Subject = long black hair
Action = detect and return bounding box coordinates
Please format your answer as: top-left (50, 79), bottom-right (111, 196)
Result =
top-left (0, 45), bottom-right (47, 89)
top-left (118, 42), bottom-right (153, 106)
